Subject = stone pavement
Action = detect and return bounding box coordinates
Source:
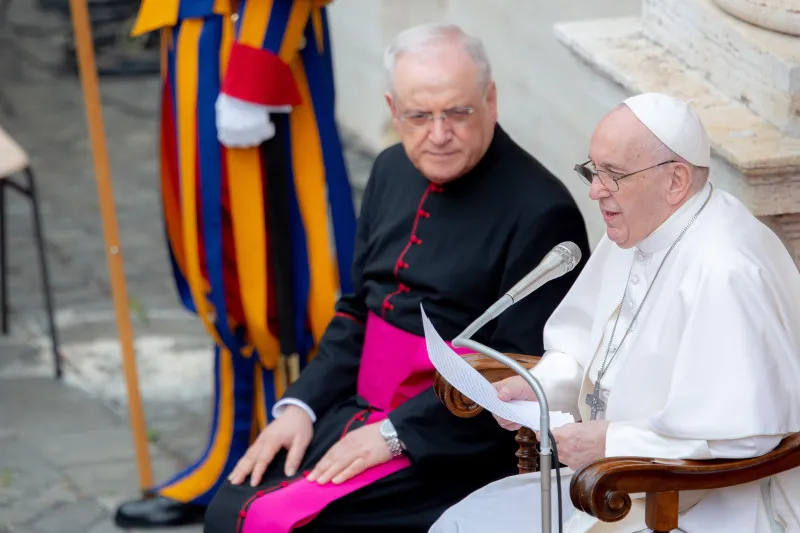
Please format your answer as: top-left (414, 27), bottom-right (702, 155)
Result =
top-left (0, 379), bottom-right (205, 533)
top-left (0, 1), bottom-right (375, 532)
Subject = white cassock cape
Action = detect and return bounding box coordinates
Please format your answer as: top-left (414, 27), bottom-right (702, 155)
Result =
top-left (430, 181), bottom-right (800, 533)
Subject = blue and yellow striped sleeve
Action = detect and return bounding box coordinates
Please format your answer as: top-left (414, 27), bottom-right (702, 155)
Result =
top-left (131, 0), bottom-right (234, 35)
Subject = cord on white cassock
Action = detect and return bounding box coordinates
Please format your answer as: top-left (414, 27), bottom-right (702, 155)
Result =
top-left (452, 241), bottom-right (582, 533)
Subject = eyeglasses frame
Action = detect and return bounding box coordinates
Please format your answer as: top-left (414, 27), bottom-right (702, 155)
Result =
top-left (398, 106), bottom-right (477, 128)
top-left (574, 159), bottom-right (678, 192)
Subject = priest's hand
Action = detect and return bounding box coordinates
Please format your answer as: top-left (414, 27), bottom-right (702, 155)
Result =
top-left (549, 421), bottom-right (610, 471)
top-left (491, 376), bottom-right (538, 431)
top-left (228, 405), bottom-right (314, 487)
top-left (306, 422), bottom-right (392, 485)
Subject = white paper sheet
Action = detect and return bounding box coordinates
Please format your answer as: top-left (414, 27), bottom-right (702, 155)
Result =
top-left (421, 305), bottom-right (574, 431)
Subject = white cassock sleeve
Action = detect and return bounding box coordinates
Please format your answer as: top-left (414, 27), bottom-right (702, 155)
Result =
top-left (606, 421), bottom-right (782, 459)
top-left (535, 239), bottom-right (606, 421)
top-left (608, 262), bottom-right (800, 457)
top-left (531, 350), bottom-right (584, 420)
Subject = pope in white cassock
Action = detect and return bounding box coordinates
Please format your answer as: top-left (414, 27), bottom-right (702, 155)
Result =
top-left (429, 92), bottom-right (800, 533)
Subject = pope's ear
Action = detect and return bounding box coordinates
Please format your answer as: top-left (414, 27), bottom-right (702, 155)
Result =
top-left (667, 161), bottom-right (694, 205)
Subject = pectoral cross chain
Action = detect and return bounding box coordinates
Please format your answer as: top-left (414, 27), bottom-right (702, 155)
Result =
top-left (583, 185), bottom-right (715, 424)
top-left (585, 386), bottom-right (610, 421)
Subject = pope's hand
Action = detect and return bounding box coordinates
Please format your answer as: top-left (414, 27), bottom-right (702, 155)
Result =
top-left (306, 422), bottom-right (392, 485)
top-left (228, 405), bottom-right (313, 487)
top-left (550, 421), bottom-right (609, 471)
top-left (491, 376), bottom-right (538, 431)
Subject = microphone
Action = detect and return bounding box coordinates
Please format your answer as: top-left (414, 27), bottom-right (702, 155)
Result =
top-left (457, 241), bottom-right (582, 341)
top-left (450, 240), bottom-right (581, 533)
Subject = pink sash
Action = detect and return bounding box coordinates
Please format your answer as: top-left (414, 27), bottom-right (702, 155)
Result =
top-left (240, 312), bottom-right (468, 533)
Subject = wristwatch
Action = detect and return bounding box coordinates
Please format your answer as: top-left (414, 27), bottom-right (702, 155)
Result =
top-left (379, 419), bottom-right (406, 457)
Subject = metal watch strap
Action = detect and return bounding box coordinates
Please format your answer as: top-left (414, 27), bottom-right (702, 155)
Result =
top-left (385, 435), bottom-right (404, 457)
top-left (381, 419), bottom-right (405, 457)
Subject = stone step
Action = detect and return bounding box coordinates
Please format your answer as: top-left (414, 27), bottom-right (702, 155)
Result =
top-left (641, 0), bottom-right (800, 137)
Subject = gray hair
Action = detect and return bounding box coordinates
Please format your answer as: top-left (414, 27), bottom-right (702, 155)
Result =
top-left (383, 23), bottom-right (492, 93)
top-left (649, 136), bottom-right (709, 186)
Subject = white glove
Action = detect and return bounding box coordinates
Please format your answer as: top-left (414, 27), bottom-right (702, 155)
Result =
top-left (215, 93), bottom-right (291, 148)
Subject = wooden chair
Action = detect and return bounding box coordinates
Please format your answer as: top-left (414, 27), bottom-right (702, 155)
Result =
top-left (0, 125), bottom-right (61, 377)
top-left (434, 353), bottom-right (800, 533)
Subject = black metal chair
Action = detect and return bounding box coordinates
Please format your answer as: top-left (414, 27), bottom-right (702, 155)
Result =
top-left (0, 125), bottom-right (61, 377)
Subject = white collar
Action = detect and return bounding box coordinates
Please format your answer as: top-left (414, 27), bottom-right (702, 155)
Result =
top-left (636, 181), bottom-right (712, 255)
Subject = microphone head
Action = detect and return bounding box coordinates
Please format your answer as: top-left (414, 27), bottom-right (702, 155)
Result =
top-left (505, 241), bottom-right (583, 303)
top-left (553, 241), bottom-right (581, 272)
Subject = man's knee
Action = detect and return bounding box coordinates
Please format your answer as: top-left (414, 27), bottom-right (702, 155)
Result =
top-left (204, 482), bottom-right (253, 533)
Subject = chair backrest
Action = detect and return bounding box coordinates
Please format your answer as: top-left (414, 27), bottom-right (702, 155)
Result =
top-left (0, 125), bottom-right (28, 177)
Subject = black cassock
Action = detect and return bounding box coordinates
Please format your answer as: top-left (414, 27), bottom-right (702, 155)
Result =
top-left (204, 125), bottom-right (590, 533)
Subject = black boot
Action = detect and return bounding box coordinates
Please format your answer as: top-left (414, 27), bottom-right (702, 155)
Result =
top-left (114, 496), bottom-right (207, 529)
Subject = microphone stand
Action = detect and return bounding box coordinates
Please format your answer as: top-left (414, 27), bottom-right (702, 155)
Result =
top-left (451, 335), bottom-right (552, 533)
top-left (444, 241), bottom-right (580, 532)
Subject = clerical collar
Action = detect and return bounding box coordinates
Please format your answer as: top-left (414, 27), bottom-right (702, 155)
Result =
top-left (636, 181), bottom-right (712, 255)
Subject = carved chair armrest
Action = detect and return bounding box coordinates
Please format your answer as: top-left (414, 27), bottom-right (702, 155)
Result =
top-left (433, 353), bottom-right (542, 474)
top-left (571, 433), bottom-right (800, 532)
top-left (433, 353), bottom-right (541, 418)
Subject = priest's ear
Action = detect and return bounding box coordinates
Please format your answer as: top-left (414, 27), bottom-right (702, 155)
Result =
top-left (666, 161), bottom-right (694, 206)
top-left (385, 91), bottom-right (401, 131)
top-left (484, 80), bottom-right (498, 123)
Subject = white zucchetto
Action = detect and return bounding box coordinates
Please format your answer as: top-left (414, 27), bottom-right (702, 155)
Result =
top-left (623, 92), bottom-right (711, 167)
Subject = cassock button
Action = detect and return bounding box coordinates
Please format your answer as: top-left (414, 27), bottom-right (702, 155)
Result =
top-left (626, 299), bottom-right (635, 310)
top-left (631, 275), bottom-right (639, 285)
top-left (636, 252), bottom-right (645, 261)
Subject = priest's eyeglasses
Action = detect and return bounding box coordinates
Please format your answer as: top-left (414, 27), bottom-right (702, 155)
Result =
top-left (399, 106), bottom-right (476, 128)
top-left (574, 159), bottom-right (677, 192)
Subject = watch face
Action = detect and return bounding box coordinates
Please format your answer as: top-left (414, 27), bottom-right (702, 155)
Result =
top-left (380, 420), bottom-right (393, 438)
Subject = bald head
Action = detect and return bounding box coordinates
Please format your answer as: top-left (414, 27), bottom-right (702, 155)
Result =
top-left (594, 106), bottom-right (662, 170)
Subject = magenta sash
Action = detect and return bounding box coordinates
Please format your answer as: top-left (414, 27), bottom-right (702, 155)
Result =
top-left (240, 311), bottom-right (468, 533)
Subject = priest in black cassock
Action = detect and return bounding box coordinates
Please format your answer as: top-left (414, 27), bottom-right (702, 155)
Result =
top-left (203, 22), bottom-right (590, 533)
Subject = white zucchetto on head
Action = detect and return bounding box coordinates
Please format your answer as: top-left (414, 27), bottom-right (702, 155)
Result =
top-left (622, 92), bottom-right (711, 168)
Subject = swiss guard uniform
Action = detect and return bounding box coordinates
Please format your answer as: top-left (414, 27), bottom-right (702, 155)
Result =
top-left (114, 0), bottom-right (356, 528)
